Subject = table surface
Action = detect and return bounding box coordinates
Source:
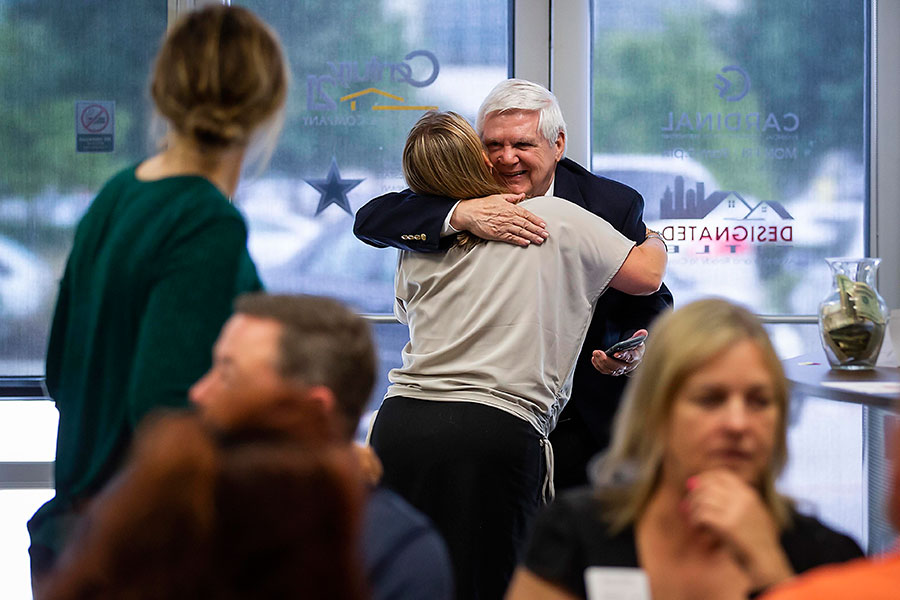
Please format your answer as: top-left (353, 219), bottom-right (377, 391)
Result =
top-left (783, 352), bottom-right (899, 408)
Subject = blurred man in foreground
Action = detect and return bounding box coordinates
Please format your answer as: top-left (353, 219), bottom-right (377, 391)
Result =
top-left (190, 293), bottom-right (454, 600)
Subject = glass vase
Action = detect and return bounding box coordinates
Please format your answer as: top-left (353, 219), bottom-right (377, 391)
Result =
top-left (818, 257), bottom-right (889, 370)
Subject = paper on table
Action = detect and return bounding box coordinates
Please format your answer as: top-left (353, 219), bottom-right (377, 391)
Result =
top-left (585, 567), bottom-right (651, 600)
top-left (821, 380), bottom-right (900, 394)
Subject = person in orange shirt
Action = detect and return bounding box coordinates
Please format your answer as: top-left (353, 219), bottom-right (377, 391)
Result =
top-left (762, 412), bottom-right (900, 600)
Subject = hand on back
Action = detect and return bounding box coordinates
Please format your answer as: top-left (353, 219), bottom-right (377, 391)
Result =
top-left (449, 193), bottom-right (548, 246)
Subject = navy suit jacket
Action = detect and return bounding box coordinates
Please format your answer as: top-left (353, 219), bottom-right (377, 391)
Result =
top-left (353, 158), bottom-right (673, 445)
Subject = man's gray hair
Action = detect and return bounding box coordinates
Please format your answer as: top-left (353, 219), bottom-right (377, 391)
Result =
top-left (475, 78), bottom-right (567, 152)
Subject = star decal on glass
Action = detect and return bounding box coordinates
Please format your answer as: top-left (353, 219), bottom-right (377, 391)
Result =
top-left (304, 156), bottom-right (363, 216)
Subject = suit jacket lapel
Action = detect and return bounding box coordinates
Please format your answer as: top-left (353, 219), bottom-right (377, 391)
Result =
top-left (554, 159), bottom-right (589, 211)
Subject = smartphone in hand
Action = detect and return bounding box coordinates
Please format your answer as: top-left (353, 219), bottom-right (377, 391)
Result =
top-left (605, 334), bottom-right (647, 357)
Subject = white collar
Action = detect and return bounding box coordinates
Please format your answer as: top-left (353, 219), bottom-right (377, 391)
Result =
top-left (543, 176), bottom-right (556, 198)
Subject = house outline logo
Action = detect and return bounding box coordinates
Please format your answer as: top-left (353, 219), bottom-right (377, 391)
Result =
top-left (660, 176), bottom-right (793, 222)
top-left (339, 88), bottom-right (437, 112)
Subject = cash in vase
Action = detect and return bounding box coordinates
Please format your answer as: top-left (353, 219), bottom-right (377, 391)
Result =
top-left (818, 257), bottom-right (888, 370)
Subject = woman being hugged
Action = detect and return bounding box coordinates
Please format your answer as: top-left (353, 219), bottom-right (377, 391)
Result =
top-left (28, 4), bottom-right (288, 585)
top-left (509, 299), bottom-right (863, 600)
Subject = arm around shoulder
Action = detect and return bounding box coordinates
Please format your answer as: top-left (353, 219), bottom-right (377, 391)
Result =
top-left (353, 189), bottom-right (455, 252)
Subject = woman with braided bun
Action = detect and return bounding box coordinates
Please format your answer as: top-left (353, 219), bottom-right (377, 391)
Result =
top-left (28, 5), bottom-right (288, 588)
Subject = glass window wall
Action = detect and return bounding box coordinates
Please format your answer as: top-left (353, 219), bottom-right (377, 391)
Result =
top-left (590, 0), bottom-right (868, 325)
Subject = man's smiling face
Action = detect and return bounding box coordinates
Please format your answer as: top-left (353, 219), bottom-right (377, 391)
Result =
top-left (481, 109), bottom-right (565, 198)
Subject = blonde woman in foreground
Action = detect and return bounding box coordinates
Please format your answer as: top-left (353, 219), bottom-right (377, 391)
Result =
top-left (508, 298), bottom-right (864, 600)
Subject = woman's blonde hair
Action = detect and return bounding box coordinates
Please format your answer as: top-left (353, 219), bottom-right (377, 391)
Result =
top-left (402, 111), bottom-right (507, 249)
top-left (150, 5), bottom-right (288, 151)
top-left (592, 298), bottom-right (792, 532)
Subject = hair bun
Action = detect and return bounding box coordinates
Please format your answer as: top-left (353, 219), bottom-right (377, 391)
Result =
top-left (150, 5), bottom-right (288, 149)
top-left (182, 104), bottom-right (248, 147)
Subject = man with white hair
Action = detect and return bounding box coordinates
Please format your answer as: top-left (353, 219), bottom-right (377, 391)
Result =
top-left (355, 79), bottom-right (673, 490)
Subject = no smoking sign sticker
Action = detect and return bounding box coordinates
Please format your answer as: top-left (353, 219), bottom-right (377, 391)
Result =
top-left (75, 100), bottom-right (115, 152)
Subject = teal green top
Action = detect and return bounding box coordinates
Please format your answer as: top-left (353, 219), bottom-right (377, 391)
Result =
top-left (29, 165), bottom-right (262, 555)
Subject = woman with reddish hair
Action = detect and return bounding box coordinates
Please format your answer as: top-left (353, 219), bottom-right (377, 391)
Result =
top-left (41, 409), bottom-right (366, 600)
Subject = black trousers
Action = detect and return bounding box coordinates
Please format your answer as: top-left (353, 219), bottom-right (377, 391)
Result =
top-left (548, 408), bottom-right (605, 491)
top-left (371, 396), bottom-right (544, 600)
